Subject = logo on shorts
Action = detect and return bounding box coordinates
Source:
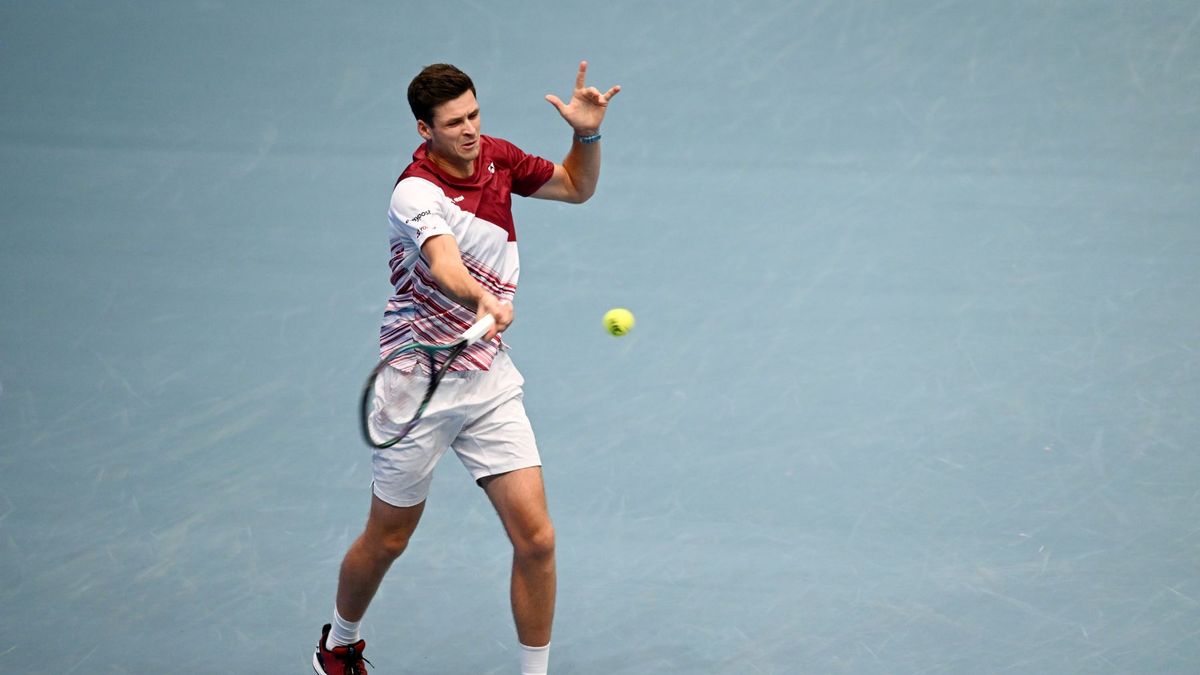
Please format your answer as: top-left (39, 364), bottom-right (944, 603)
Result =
top-left (488, 162), bottom-right (495, 174)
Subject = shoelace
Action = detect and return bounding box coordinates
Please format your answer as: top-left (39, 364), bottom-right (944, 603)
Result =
top-left (338, 645), bottom-right (372, 675)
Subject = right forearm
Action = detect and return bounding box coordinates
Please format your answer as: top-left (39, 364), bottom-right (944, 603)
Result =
top-left (428, 256), bottom-right (489, 311)
top-left (421, 234), bottom-right (491, 311)
top-left (421, 233), bottom-right (511, 339)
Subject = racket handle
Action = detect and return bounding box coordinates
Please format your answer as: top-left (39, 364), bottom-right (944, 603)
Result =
top-left (462, 314), bottom-right (496, 344)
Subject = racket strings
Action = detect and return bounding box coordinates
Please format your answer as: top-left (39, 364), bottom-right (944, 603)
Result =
top-left (360, 333), bottom-right (477, 449)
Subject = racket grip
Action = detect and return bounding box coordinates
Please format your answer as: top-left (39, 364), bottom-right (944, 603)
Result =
top-left (462, 314), bottom-right (496, 344)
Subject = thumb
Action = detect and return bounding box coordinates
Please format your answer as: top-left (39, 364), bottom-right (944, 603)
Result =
top-left (545, 94), bottom-right (567, 114)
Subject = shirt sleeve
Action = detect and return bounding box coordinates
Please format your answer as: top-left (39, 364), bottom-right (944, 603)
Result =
top-left (389, 177), bottom-right (453, 249)
top-left (494, 137), bottom-right (555, 197)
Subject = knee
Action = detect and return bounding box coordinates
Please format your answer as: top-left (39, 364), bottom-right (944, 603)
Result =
top-left (514, 522), bottom-right (555, 563)
top-left (361, 529), bottom-right (412, 562)
top-left (376, 528), bottom-right (415, 559)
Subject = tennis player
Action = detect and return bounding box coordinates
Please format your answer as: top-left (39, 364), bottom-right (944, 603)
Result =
top-left (313, 62), bottom-right (619, 675)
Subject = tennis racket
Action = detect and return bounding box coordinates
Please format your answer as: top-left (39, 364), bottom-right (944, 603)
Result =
top-left (360, 315), bottom-right (496, 448)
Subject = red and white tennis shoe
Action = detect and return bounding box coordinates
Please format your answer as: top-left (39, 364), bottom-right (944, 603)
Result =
top-left (313, 623), bottom-right (371, 675)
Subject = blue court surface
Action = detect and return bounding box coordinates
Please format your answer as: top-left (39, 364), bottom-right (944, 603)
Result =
top-left (2, 2), bottom-right (1198, 673)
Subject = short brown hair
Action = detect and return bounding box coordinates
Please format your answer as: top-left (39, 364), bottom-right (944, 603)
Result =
top-left (407, 64), bottom-right (476, 125)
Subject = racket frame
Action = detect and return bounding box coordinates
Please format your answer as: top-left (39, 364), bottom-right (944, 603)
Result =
top-left (359, 315), bottom-right (495, 449)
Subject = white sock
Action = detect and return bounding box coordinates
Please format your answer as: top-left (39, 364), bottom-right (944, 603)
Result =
top-left (520, 642), bottom-right (550, 675)
top-left (327, 608), bottom-right (361, 650)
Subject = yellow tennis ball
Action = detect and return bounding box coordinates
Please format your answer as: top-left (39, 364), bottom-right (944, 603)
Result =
top-left (603, 308), bottom-right (635, 336)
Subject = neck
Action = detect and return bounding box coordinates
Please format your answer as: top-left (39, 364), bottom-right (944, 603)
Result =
top-left (427, 143), bottom-right (475, 179)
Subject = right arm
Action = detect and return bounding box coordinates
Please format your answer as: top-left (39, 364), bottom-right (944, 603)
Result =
top-left (391, 178), bottom-right (511, 341)
top-left (421, 233), bottom-right (511, 341)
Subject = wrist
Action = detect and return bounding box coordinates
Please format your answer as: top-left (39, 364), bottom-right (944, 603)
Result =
top-left (475, 291), bottom-right (498, 312)
top-left (574, 130), bottom-right (602, 144)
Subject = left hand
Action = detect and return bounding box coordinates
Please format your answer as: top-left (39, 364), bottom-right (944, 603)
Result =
top-left (545, 60), bottom-right (621, 137)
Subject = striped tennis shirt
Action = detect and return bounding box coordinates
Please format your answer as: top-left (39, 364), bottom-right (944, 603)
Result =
top-left (380, 135), bottom-right (555, 373)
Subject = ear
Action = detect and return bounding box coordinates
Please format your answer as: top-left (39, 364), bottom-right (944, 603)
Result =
top-left (417, 119), bottom-right (432, 141)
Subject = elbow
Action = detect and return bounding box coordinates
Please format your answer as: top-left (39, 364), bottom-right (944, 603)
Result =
top-left (560, 171), bottom-right (596, 204)
top-left (570, 185), bottom-right (596, 204)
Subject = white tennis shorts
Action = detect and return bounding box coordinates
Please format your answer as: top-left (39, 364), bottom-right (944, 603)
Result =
top-left (368, 350), bottom-right (541, 507)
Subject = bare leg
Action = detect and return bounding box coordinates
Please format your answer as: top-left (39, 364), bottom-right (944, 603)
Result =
top-left (336, 494), bottom-right (426, 621)
top-left (482, 467), bottom-right (556, 646)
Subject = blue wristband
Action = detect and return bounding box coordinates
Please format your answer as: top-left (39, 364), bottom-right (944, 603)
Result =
top-left (576, 132), bottom-right (602, 144)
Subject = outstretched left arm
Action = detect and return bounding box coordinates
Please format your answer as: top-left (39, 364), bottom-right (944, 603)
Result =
top-left (532, 60), bottom-right (621, 204)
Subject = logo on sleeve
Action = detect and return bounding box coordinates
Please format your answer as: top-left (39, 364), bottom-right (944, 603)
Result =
top-left (408, 210), bottom-right (431, 224)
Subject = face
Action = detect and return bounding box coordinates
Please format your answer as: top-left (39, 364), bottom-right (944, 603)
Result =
top-left (418, 90), bottom-right (481, 176)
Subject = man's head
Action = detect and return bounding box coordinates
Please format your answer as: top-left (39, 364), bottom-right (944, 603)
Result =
top-left (407, 64), bottom-right (476, 125)
top-left (408, 64), bottom-right (481, 176)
